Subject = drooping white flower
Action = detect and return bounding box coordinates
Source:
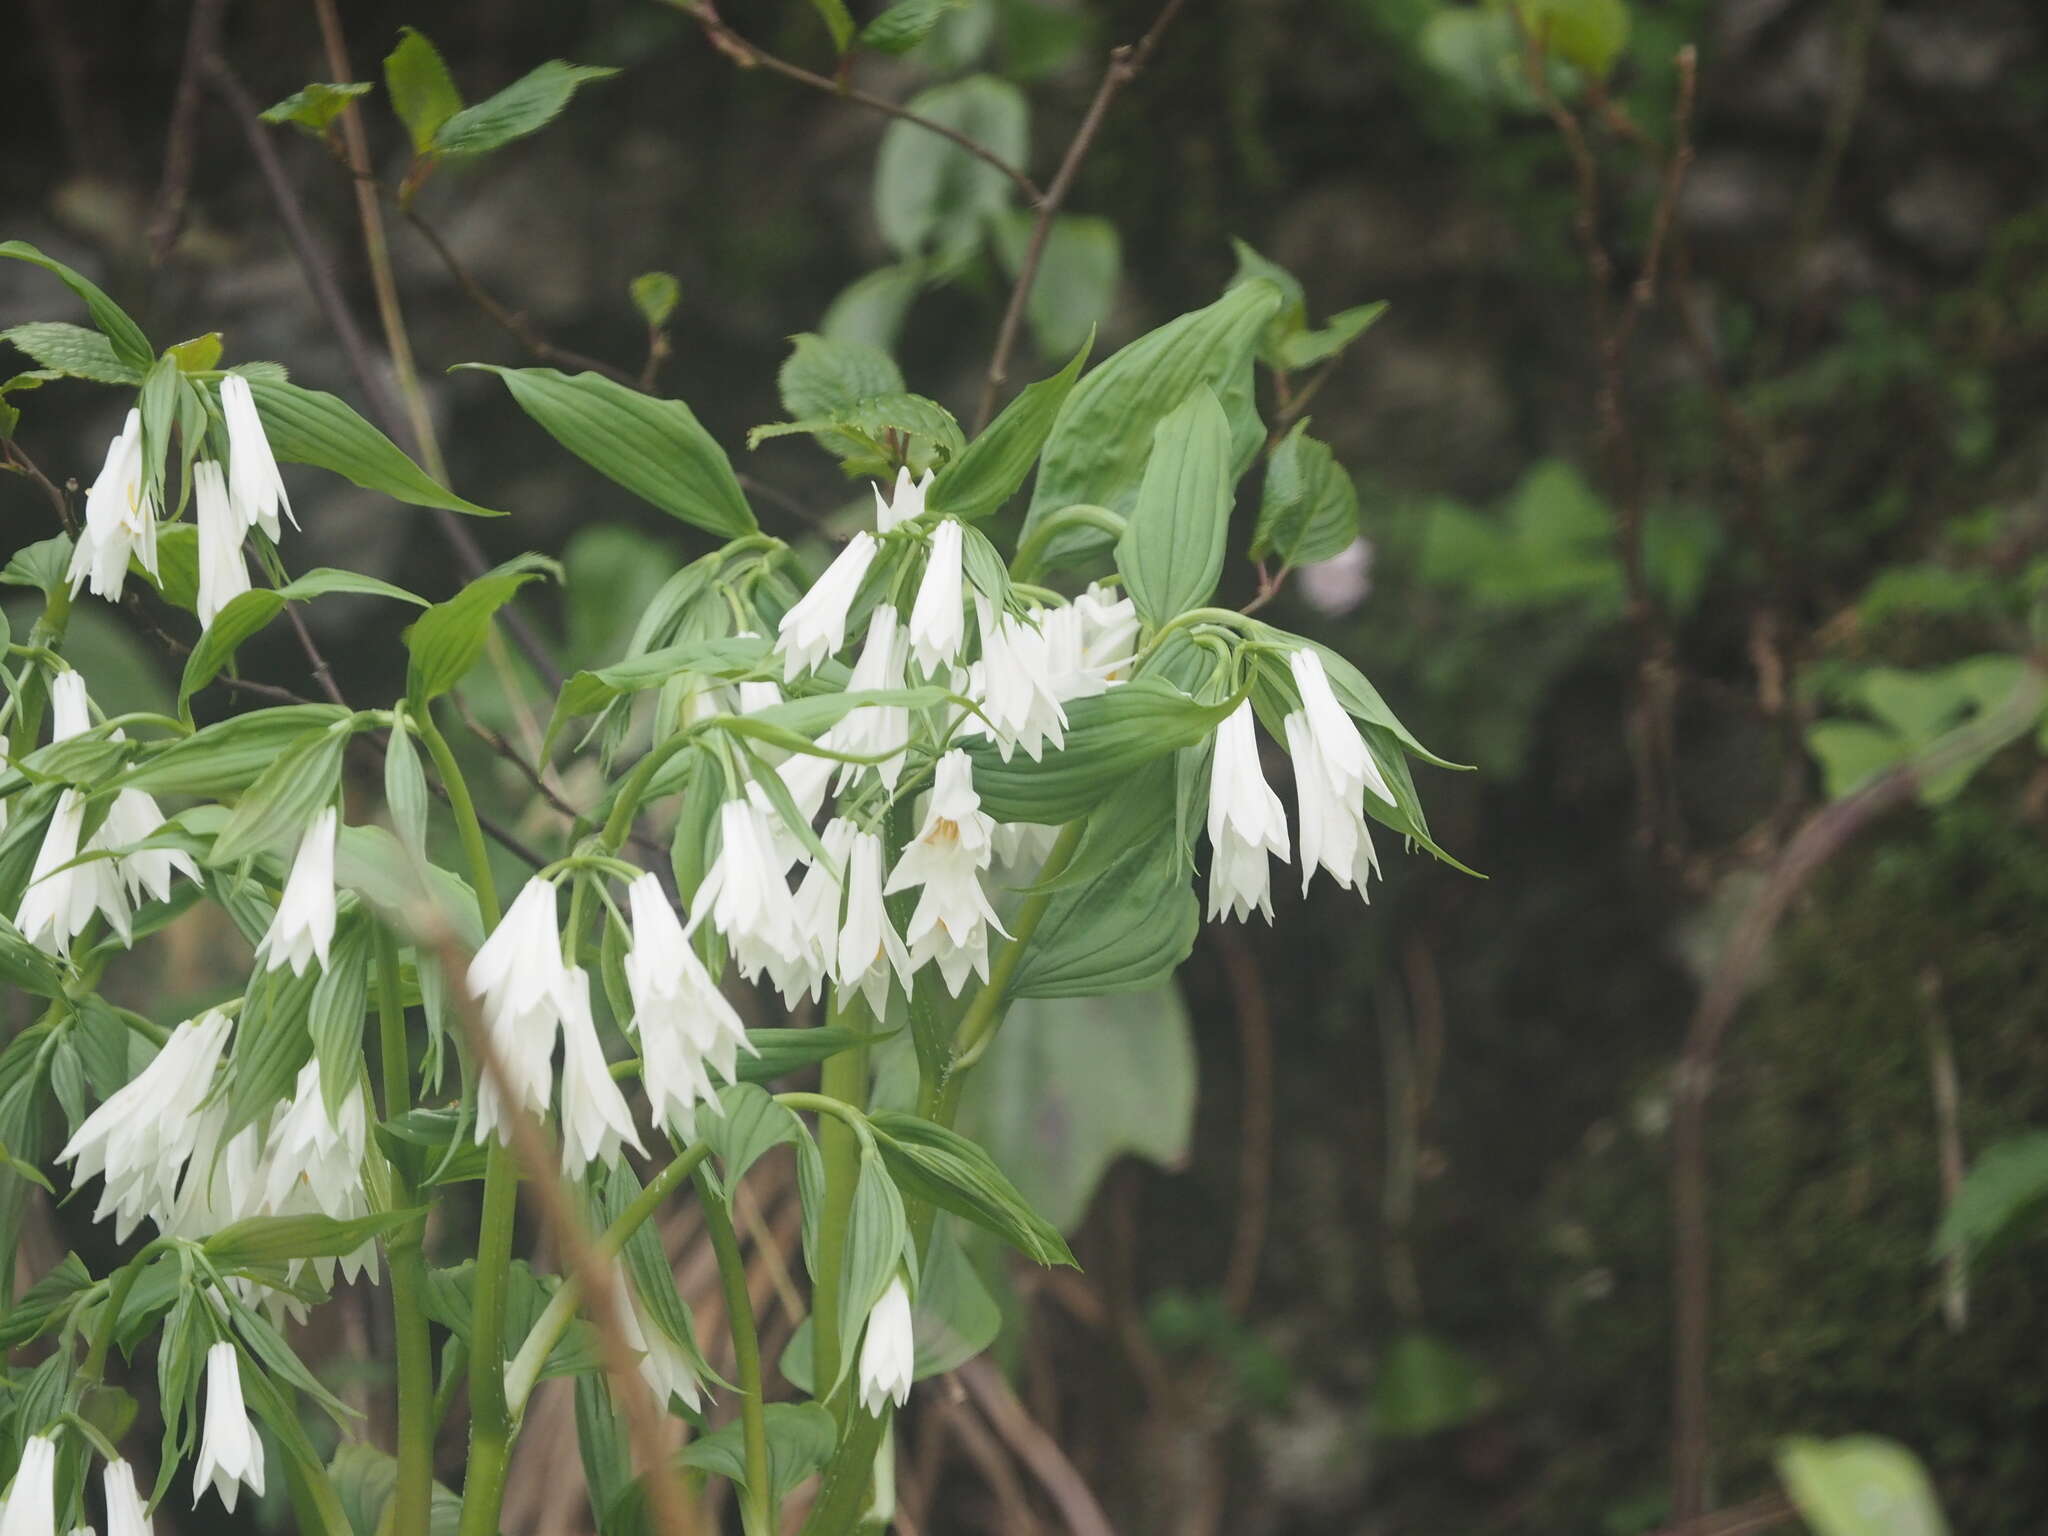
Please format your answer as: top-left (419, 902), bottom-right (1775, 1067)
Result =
top-left (1288, 648), bottom-right (1395, 808)
top-left (101, 1461), bottom-right (151, 1536)
top-left (194, 1342), bottom-right (266, 1512)
top-left (857, 1276), bottom-right (915, 1415)
top-left (1285, 712), bottom-right (1381, 897)
top-left (624, 873), bottom-right (755, 1140)
top-left (263, 1059), bottom-right (375, 1283)
top-left (825, 605), bottom-right (909, 791)
top-left (836, 823), bottom-right (912, 1017)
top-left (886, 751), bottom-right (1007, 995)
top-left (907, 518), bottom-right (965, 673)
top-left (48, 671), bottom-right (90, 741)
top-left (873, 466), bottom-right (933, 532)
top-left (98, 786), bottom-right (200, 907)
top-left (60, 1010), bottom-right (233, 1242)
top-left (194, 459), bottom-right (250, 629)
top-left (161, 1102), bottom-right (266, 1244)
top-left (66, 410), bottom-right (157, 601)
top-left (1205, 702), bottom-right (1290, 924)
top-left (467, 877), bottom-right (573, 1145)
top-left (219, 374), bottom-right (294, 540)
top-left (971, 599), bottom-right (1066, 762)
top-left (777, 823), bottom-right (846, 1007)
top-left (691, 800), bottom-right (805, 985)
top-left (0, 1434), bottom-right (56, 1536)
top-left (18, 790), bottom-right (131, 957)
top-left (775, 532), bottom-right (878, 682)
top-left (254, 807), bottom-right (338, 976)
top-left (557, 967), bottom-right (645, 1172)
top-left (1075, 582), bottom-right (1140, 680)
top-left (617, 1278), bottom-right (704, 1411)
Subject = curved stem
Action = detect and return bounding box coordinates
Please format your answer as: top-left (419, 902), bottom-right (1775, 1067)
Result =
top-left (375, 927), bottom-right (436, 1536)
top-left (950, 821), bottom-right (1083, 1072)
top-left (1008, 505), bottom-right (1126, 584)
top-left (79, 1243), bottom-right (158, 1382)
top-left (417, 706), bottom-right (502, 930)
top-left (601, 728), bottom-right (706, 851)
top-left (807, 1008), bottom-right (869, 1429)
top-left (696, 1166), bottom-right (775, 1536)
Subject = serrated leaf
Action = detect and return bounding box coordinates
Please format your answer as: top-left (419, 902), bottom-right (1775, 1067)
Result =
top-left (244, 377), bottom-right (500, 516)
top-left (404, 553), bottom-right (561, 702)
top-left (260, 81), bottom-right (375, 136)
top-left (462, 365), bottom-right (755, 538)
top-left (861, 0), bottom-right (966, 54)
top-left (0, 241), bottom-right (153, 368)
top-left (432, 61), bottom-right (620, 157)
top-left (778, 333), bottom-right (904, 420)
top-left (0, 322), bottom-right (140, 384)
top-left (1251, 419), bottom-right (1359, 568)
top-left (1116, 384), bottom-right (1234, 628)
top-left (384, 28), bottom-right (464, 156)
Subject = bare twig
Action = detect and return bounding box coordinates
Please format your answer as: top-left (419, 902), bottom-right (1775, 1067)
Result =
top-left (1647, 1493), bottom-right (1798, 1536)
top-left (149, 0), bottom-right (229, 266)
top-left (955, 1357), bottom-right (1116, 1536)
top-left (1920, 967), bottom-right (1968, 1332)
top-left (675, 0), bottom-right (1043, 210)
top-left (1667, 670), bottom-right (2046, 1530)
top-left (973, 0), bottom-right (1191, 430)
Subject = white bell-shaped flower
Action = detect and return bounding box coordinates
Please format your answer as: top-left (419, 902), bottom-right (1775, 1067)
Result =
top-left (886, 751), bottom-right (1007, 994)
top-left (262, 1059), bottom-right (376, 1284)
top-left (617, 1277), bottom-right (705, 1411)
top-left (775, 532), bottom-right (878, 681)
top-left (557, 967), bottom-right (645, 1172)
top-left (255, 807), bottom-right (338, 976)
top-left (777, 824), bottom-right (846, 1007)
top-left (98, 785), bottom-right (200, 908)
top-left (219, 374), bottom-right (294, 540)
top-left (824, 605), bottom-right (909, 791)
top-left (972, 598), bottom-right (1066, 762)
top-left (1205, 702), bottom-right (1290, 924)
top-left (0, 1434), bottom-right (56, 1536)
top-left (1288, 647), bottom-right (1395, 808)
top-left (873, 465), bottom-right (933, 531)
top-left (101, 1461), bottom-right (151, 1536)
top-left (1075, 582), bottom-right (1140, 681)
top-left (691, 800), bottom-right (806, 985)
top-left (624, 873), bottom-right (755, 1139)
top-left (836, 823), bottom-right (912, 1018)
top-left (907, 518), bottom-right (965, 673)
top-left (1285, 712), bottom-right (1381, 897)
top-left (60, 1010), bottom-right (233, 1241)
top-left (18, 790), bottom-right (132, 957)
top-left (194, 1342), bottom-right (266, 1512)
top-left (48, 670), bottom-right (90, 741)
top-left (194, 460), bottom-right (251, 629)
top-left (856, 1275), bottom-right (916, 1415)
top-left (66, 410), bottom-right (157, 601)
top-left (467, 877), bottom-right (573, 1145)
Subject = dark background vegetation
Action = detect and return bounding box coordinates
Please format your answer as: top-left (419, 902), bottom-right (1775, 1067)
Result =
top-left (5, 0), bottom-right (2048, 1531)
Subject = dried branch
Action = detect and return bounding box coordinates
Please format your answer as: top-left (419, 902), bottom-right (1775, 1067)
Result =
top-left (1209, 926), bottom-right (1273, 1316)
top-left (955, 1357), bottom-right (1116, 1536)
top-left (674, 0), bottom-right (1043, 209)
top-left (973, 0), bottom-right (1191, 431)
top-left (148, 0), bottom-right (228, 266)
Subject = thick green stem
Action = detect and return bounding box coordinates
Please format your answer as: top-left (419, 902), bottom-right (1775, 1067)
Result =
top-left (697, 1166), bottom-right (775, 1536)
top-left (417, 707), bottom-right (501, 929)
top-left (503, 1140), bottom-right (712, 1419)
top-left (376, 929), bottom-right (436, 1536)
top-left (809, 1011), bottom-right (870, 1427)
top-left (1008, 504), bottom-right (1126, 584)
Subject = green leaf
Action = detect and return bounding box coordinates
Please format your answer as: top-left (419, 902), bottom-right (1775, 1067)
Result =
top-left (751, 391), bottom-right (965, 477)
top-left (1513, 0), bottom-right (1631, 79)
top-left (1020, 279), bottom-right (1282, 567)
top-left (117, 706), bottom-right (350, 797)
top-left (1372, 1331), bottom-right (1500, 1438)
top-left (779, 333), bottom-right (904, 420)
top-left (0, 322), bottom-right (141, 384)
top-left (462, 365), bottom-right (755, 538)
top-left (328, 1443), bottom-right (465, 1536)
top-left (0, 913), bottom-right (66, 999)
top-left (1932, 1131), bottom-right (2048, 1264)
top-left (384, 28), bottom-right (464, 156)
top-left (1806, 720), bottom-right (1905, 802)
top-left (0, 240), bottom-right (153, 368)
top-left (1010, 819), bottom-right (1198, 998)
top-left (821, 263), bottom-right (925, 353)
top-left (736, 1027), bottom-right (882, 1084)
top-left (679, 1402), bottom-right (837, 1497)
top-left (992, 211), bottom-right (1120, 362)
top-left (1116, 385), bottom-right (1234, 628)
top-left (203, 1210), bottom-right (418, 1271)
top-left (385, 711), bottom-right (431, 860)
top-left (861, 0), bottom-right (966, 54)
top-left (1776, 1436), bottom-right (1949, 1536)
top-left (1251, 419), bottom-right (1359, 568)
top-left (244, 377), bottom-right (500, 516)
top-left (405, 553), bottom-right (562, 702)
top-left (808, 0), bottom-right (857, 51)
top-left (910, 1221), bottom-right (1001, 1377)
top-left (178, 590), bottom-right (287, 714)
top-left (309, 921), bottom-right (374, 1118)
top-left (260, 81), bottom-right (375, 136)
top-left (1278, 301), bottom-right (1387, 371)
top-left (629, 271), bottom-right (680, 329)
top-left (968, 681), bottom-right (1233, 823)
top-left (209, 725), bottom-right (347, 864)
top-left (868, 1113), bottom-right (1075, 1267)
top-left (2, 535), bottom-right (72, 598)
top-left (874, 75), bottom-right (1028, 264)
top-left (827, 1148), bottom-right (911, 1389)
top-left (701, 1082), bottom-right (799, 1192)
top-left (432, 61), bottom-right (620, 157)
top-left (929, 334), bottom-right (1090, 522)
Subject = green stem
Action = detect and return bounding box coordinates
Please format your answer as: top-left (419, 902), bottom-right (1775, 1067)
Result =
top-left (80, 1244), bottom-right (157, 1381)
top-left (375, 928), bottom-right (435, 1536)
top-left (417, 706), bottom-right (501, 929)
top-left (455, 1149), bottom-right (519, 1536)
top-left (600, 728), bottom-right (707, 850)
top-left (949, 821), bottom-right (1083, 1072)
top-left (809, 1008), bottom-right (870, 1428)
top-left (697, 1166), bottom-right (776, 1536)
top-left (503, 1140), bottom-right (712, 1419)
top-left (1008, 504), bottom-right (1126, 583)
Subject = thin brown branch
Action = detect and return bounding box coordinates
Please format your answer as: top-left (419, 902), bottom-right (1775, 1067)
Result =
top-left (1920, 967), bottom-right (1968, 1333)
top-left (1647, 1493), bottom-right (1798, 1536)
top-left (955, 1357), bottom-right (1116, 1536)
top-left (148, 0), bottom-right (229, 266)
top-left (399, 207), bottom-right (639, 386)
top-left (1209, 927), bottom-right (1272, 1316)
top-left (973, 0), bottom-right (1191, 430)
top-left (1667, 669), bottom-right (2047, 1530)
top-left (675, 1), bottom-right (1043, 210)
top-left (942, 1392), bottom-right (1045, 1536)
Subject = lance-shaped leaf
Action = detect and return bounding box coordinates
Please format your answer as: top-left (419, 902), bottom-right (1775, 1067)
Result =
top-left (209, 725), bottom-right (348, 865)
top-left (967, 681), bottom-right (1235, 824)
top-left (1009, 828), bottom-right (1199, 999)
top-left (867, 1112), bottom-right (1077, 1267)
top-left (115, 706), bottom-right (351, 798)
top-left (0, 241), bottom-right (153, 368)
top-left (178, 569), bottom-right (423, 717)
top-left (243, 377), bottom-right (500, 516)
top-left (432, 61), bottom-right (620, 157)
top-left (202, 1210), bottom-right (420, 1271)
top-left (928, 334), bottom-right (1090, 522)
top-left (1116, 384), bottom-right (1234, 629)
top-left (405, 553), bottom-right (561, 702)
top-left (462, 365), bottom-right (756, 538)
